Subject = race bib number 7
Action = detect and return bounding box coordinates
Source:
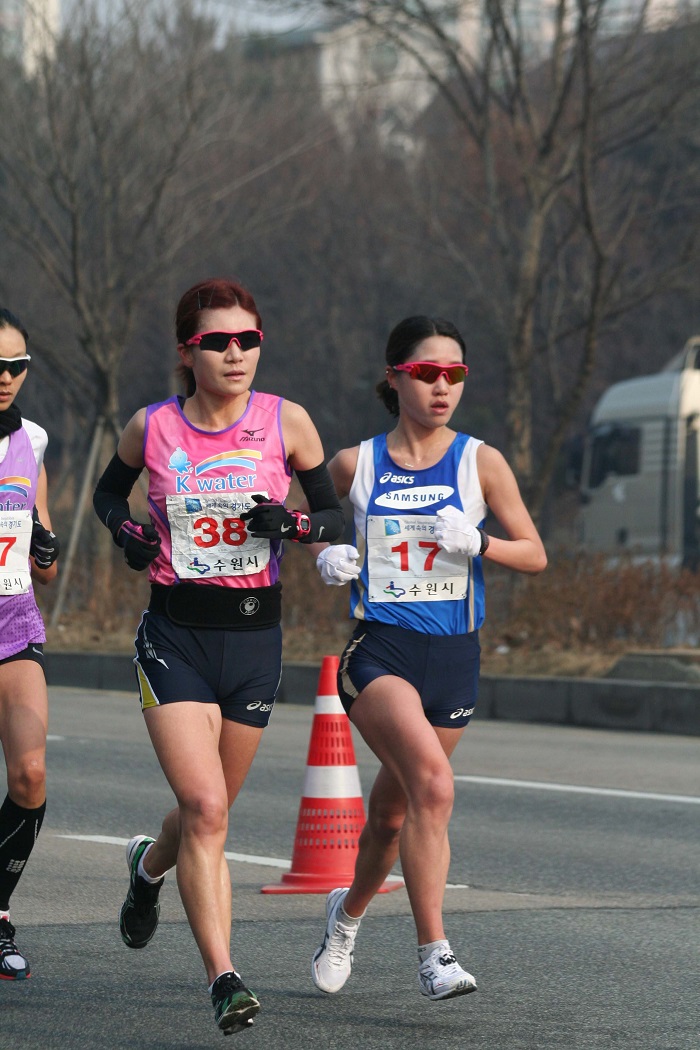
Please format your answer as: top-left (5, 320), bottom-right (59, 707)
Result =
top-left (366, 514), bottom-right (469, 603)
top-left (166, 493), bottom-right (271, 579)
top-left (0, 509), bottom-right (32, 595)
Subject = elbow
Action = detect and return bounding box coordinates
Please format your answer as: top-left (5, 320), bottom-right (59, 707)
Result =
top-left (530, 549), bottom-right (548, 575)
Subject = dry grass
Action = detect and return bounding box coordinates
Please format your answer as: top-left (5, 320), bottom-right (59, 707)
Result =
top-left (39, 545), bottom-right (700, 678)
top-left (479, 551), bottom-right (700, 676)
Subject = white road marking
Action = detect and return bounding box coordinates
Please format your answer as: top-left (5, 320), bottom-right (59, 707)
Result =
top-left (52, 834), bottom-right (452, 886)
top-left (52, 834), bottom-right (409, 881)
top-left (455, 775), bottom-right (700, 805)
top-left (54, 834), bottom-right (291, 868)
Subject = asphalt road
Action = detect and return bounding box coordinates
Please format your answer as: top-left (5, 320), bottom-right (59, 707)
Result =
top-left (2, 687), bottom-right (698, 1050)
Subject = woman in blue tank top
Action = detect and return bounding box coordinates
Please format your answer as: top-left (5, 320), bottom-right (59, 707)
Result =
top-left (309, 315), bottom-right (546, 1003)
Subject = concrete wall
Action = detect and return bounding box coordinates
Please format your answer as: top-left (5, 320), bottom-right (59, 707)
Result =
top-left (43, 652), bottom-right (700, 736)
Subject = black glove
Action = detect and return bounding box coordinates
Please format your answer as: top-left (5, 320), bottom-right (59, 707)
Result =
top-left (30, 507), bottom-right (60, 569)
top-left (240, 494), bottom-right (309, 540)
top-left (115, 519), bottom-right (161, 571)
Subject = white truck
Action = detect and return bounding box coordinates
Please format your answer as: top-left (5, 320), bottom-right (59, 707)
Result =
top-left (579, 336), bottom-right (700, 565)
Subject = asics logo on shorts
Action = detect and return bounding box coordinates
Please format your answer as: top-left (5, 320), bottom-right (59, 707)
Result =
top-left (450, 707), bottom-right (475, 720)
top-left (246, 701), bottom-right (274, 712)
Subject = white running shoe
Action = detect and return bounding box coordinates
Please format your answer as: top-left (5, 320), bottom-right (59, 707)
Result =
top-left (311, 887), bottom-right (360, 993)
top-left (418, 945), bottom-right (477, 1000)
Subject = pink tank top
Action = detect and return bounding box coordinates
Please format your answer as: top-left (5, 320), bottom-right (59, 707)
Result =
top-left (0, 425), bottom-right (45, 660)
top-left (144, 393), bottom-right (292, 588)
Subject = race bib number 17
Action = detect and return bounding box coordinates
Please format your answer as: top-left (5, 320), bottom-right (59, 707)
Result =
top-left (366, 514), bottom-right (469, 603)
top-left (0, 510), bottom-right (32, 595)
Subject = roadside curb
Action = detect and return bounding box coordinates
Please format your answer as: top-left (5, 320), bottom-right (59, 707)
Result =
top-left (43, 652), bottom-right (700, 736)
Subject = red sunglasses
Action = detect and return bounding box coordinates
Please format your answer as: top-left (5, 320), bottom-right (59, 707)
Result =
top-left (185, 330), bottom-right (263, 352)
top-left (392, 361), bottom-right (468, 385)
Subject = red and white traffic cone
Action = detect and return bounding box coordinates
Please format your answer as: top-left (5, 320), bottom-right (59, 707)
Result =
top-left (261, 655), bottom-right (403, 894)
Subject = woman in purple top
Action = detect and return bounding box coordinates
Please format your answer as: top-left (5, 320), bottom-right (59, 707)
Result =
top-left (0, 308), bottom-right (60, 980)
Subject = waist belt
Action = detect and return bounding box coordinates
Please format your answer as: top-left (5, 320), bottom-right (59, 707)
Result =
top-left (149, 582), bottom-right (282, 629)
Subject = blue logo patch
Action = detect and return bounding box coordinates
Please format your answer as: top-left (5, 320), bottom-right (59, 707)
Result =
top-left (168, 447), bottom-right (193, 474)
top-left (384, 519), bottom-right (401, 536)
top-left (187, 557), bottom-right (210, 575)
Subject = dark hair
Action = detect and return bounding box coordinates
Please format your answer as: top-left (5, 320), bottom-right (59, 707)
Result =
top-left (175, 278), bottom-right (262, 397)
top-left (376, 315), bottom-right (467, 417)
top-left (0, 308), bottom-right (29, 345)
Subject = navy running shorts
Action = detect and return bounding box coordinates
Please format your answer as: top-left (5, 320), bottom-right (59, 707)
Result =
top-left (133, 611), bottom-right (281, 728)
top-left (337, 620), bottom-right (480, 728)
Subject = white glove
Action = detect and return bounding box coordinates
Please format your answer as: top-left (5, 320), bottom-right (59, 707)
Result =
top-left (434, 506), bottom-right (483, 556)
top-left (316, 544), bottom-right (361, 586)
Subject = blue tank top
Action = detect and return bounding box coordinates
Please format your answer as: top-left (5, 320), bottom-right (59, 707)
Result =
top-left (347, 433), bottom-right (488, 635)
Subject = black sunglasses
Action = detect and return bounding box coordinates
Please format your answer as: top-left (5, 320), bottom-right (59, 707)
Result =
top-left (0, 355), bottom-right (31, 378)
top-left (184, 330), bottom-right (263, 352)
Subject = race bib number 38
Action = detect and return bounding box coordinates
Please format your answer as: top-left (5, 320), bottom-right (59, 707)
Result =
top-left (166, 493), bottom-right (271, 579)
top-left (366, 514), bottom-right (469, 603)
top-left (0, 509), bottom-right (32, 595)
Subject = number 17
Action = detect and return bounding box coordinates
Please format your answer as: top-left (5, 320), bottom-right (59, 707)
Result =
top-left (390, 540), bottom-right (441, 571)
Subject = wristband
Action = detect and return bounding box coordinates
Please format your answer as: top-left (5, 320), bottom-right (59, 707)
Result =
top-left (290, 511), bottom-right (311, 540)
top-left (477, 527), bottom-right (490, 556)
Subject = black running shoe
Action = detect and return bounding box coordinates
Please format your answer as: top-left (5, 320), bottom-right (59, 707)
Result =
top-left (211, 971), bottom-right (260, 1035)
top-left (0, 917), bottom-right (30, 980)
top-left (119, 835), bottom-right (163, 949)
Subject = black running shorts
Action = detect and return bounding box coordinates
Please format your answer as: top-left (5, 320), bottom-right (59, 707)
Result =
top-left (0, 643), bottom-right (45, 670)
top-left (133, 611), bottom-right (281, 727)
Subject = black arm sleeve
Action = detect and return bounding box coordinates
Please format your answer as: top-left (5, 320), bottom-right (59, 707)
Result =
top-left (295, 462), bottom-right (344, 544)
top-left (93, 453), bottom-right (143, 542)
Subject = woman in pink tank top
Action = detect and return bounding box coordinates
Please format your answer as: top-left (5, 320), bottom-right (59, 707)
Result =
top-left (93, 278), bottom-right (343, 1035)
top-left (0, 307), bottom-right (60, 981)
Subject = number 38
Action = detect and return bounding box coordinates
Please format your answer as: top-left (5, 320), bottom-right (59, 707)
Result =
top-left (193, 516), bottom-right (246, 548)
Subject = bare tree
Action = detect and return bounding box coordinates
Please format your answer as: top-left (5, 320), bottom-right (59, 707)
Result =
top-left (257, 0), bottom-right (700, 520)
top-left (0, 0), bottom-right (326, 431)
top-left (0, 0), bottom-right (330, 618)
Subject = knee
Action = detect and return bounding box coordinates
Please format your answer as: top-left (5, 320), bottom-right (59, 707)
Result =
top-left (8, 757), bottom-right (46, 808)
top-left (178, 793), bottom-right (228, 838)
top-left (412, 766), bottom-right (454, 820)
